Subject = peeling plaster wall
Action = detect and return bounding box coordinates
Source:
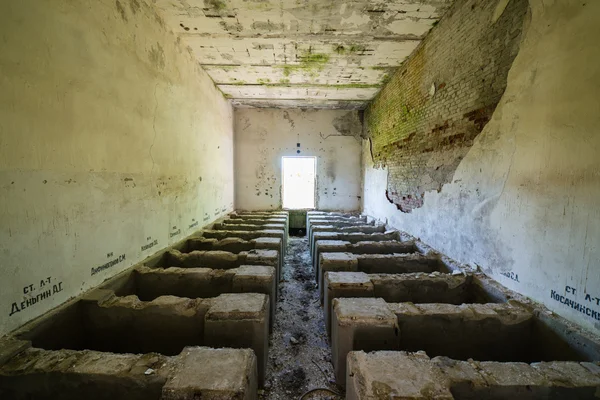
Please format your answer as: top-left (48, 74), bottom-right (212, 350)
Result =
top-left (365, 0), bottom-right (528, 212)
top-left (363, 0), bottom-right (600, 332)
top-left (0, 0), bottom-right (234, 336)
top-left (235, 109), bottom-right (362, 211)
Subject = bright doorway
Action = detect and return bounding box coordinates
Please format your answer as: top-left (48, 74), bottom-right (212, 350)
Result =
top-left (282, 156), bottom-right (316, 209)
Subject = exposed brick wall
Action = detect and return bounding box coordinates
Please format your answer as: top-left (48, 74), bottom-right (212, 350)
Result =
top-left (365, 0), bottom-right (529, 213)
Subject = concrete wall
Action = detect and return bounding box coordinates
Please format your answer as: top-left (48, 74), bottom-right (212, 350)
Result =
top-left (0, 0), bottom-right (234, 336)
top-left (235, 109), bottom-right (362, 211)
top-left (363, 0), bottom-right (600, 332)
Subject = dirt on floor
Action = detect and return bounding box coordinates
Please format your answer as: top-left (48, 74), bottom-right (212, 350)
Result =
top-left (260, 236), bottom-right (343, 400)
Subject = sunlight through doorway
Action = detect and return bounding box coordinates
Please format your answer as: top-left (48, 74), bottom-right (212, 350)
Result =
top-left (282, 156), bottom-right (316, 209)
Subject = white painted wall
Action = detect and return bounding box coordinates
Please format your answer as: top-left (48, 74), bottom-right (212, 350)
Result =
top-left (235, 109), bottom-right (362, 211)
top-left (0, 0), bottom-right (234, 336)
top-left (363, 0), bottom-right (600, 333)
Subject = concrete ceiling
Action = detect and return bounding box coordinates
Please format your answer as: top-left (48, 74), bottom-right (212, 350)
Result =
top-left (153, 0), bottom-right (452, 109)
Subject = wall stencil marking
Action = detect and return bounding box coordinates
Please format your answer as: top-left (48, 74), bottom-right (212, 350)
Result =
top-left (9, 277), bottom-right (64, 317)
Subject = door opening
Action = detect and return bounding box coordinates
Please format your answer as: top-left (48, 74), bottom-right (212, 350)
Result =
top-left (282, 156), bottom-right (316, 209)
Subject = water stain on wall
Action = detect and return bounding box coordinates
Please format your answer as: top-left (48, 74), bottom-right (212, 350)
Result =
top-left (115, 0), bottom-right (127, 21)
top-left (129, 0), bottom-right (140, 14)
top-left (333, 111), bottom-right (362, 138)
top-left (148, 43), bottom-right (166, 70)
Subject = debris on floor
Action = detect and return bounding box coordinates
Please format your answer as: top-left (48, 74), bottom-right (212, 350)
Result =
top-left (262, 237), bottom-right (342, 400)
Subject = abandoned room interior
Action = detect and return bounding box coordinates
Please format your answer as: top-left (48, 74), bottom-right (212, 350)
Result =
top-left (0, 0), bottom-right (599, 399)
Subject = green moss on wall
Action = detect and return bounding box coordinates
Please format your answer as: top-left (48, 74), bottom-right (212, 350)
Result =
top-left (365, 48), bottom-right (428, 161)
top-left (277, 51), bottom-right (331, 79)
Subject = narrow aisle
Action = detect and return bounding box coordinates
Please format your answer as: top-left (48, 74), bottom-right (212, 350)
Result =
top-left (262, 236), bottom-right (343, 400)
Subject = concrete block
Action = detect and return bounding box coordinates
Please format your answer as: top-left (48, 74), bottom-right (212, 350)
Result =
top-left (204, 293), bottom-right (269, 385)
top-left (432, 356), bottom-right (487, 388)
top-left (233, 265), bottom-right (277, 328)
top-left (213, 223), bottom-right (287, 248)
top-left (318, 252), bottom-right (359, 291)
top-left (0, 348), bottom-right (169, 400)
top-left (187, 236), bottom-right (280, 253)
top-left (311, 240), bottom-right (351, 274)
top-left (309, 225), bottom-right (385, 248)
top-left (581, 361), bottom-right (600, 376)
top-left (0, 338), bottom-right (30, 367)
top-left (225, 218), bottom-right (287, 225)
top-left (306, 211), bottom-right (365, 225)
top-left (532, 361), bottom-right (600, 387)
top-left (318, 254), bottom-right (449, 299)
top-left (331, 298), bottom-right (399, 385)
top-left (214, 222), bottom-right (285, 232)
top-left (163, 249), bottom-right (239, 269)
top-left (323, 272), bottom-right (473, 335)
top-left (347, 351), bottom-right (600, 400)
top-left (229, 212), bottom-right (289, 229)
top-left (162, 347), bottom-right (257, 400)
top-left (0, 346), bottom-right (258, 400)
top-left (370, 273), bottom-right (470, 304)
top-left (186, 237), bottom-right (283, 276)
top-left (357, 253), bottom-right (442, 274)
top-left (346, 351), bottom-right (453, 399)
top-left (310, 230), bottom-right (401, 256)
top-left (232, 265), bottom-right (277, 301)
top-left (234, 211), bottom-right (288, 217)
top-left (313, 239), bottom-right (416, 279)
top-left (202, 229), bottom-right (286, 256)
top-left (475, 361), bottom-right (550, 397)
top-left (324, 272), bottom-right (374, 336)
top-left (162, 249), bottom-right (278, 271)
top-left (132, 265), bottom-right (276, 327)
top-left (307, 219), bottom-right (374, 241)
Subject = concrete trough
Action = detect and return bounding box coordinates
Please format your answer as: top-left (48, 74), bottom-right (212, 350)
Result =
top-left (347, 351), bottom-right (600, 400)
top-left (201, 229), bottom-right (287, 257)
top-left (306, 212), bottom-right (366, 222)
top-left (309, 224), bottom-right (386, 249)
top-left (235, 211), bottom-right (288, 217)
top-left (306, 211), bottom-right (364, 220)
top-left (213, 222), bottom-right (288, 248)
top-left (102, 265), bottom-right (277, 329)
top-left (232, 211), bottom-right (289, 230)
top-left (313, 239), bottom-right (416, 282)
top-left (307, 219), bottom-right (375, 241)
top-left (182, 237), bottom-right (282, 281)
top-left (318, 251), bottom-right (446, 296)
top-left (310, 231), bottom-right (403, 261)
top-left (159, 249), bottom-right (279, 278)
top-left (323, 272), bottom-right (501, 335)
top-left (332, 298), bottom-right (600, 386)
top-left (11, 291), bottom-right (270, 384)
top-left (224, 217), bottom-right (288, 231)
top-left (186, 237), bottom-right (281, 254)
top-left (307, 215), bottom-right (368, 236)
top-left (226, 215), bottom-right (289, 233)
top-left (0, 342), bottom-right (258, 400)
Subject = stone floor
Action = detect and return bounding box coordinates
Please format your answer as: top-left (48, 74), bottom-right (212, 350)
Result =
top-left (261, 236), bottom-right (342, 400)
